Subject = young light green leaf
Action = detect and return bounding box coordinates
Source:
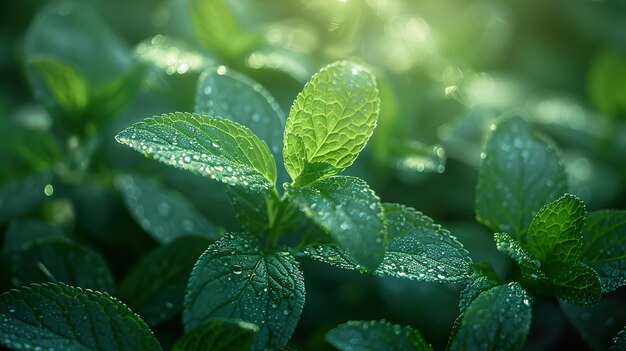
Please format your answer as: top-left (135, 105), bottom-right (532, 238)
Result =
top-left (184, 233), bottom-right (305, 350)
top-left (118, 237), bottom-right (212, 326)
top-left (195, 66), bottom-right (285, 161)
top-left (458, 264), bottom-right (500, 314)
top-left (28, 56), bottom-right (89, 119)
top-left (9, 237), bottom-right (114, 293)
top-left (118, 175), bottom-right (217, 244)
top-left (494, 232), bottom-right (547, 282)
top-left (115, 112), bottom-right (276, 192)
top-left (172, 318), bottom-right (258, 351)
top-left (448, 283), bottom-right (532, 351)
top-left (283, 61), bottom-right (380, 183)
top-left (0, 282), bottom-right (162, 351)
top-left (378, 203), bottom-right (472, 282)
top-left (2, 219), bottom-right (65, 255)
top-left (189, 0), bottom-right (258, 59)
top-left (286, 176), bottom-right (385, 271)
top-left (0, 172), bottom-right (52, 222)
top-left (611, 327), bottom-right (626, 351)
top-left (545, 261), bottom-right (601, 307)
top-left (581, 210), bottom-right (626, 292)
top-left (476, 116), bottom-right (567, 238)
top-left (326, 320), bottom-right (433, 351)
top-left (527, 194), bottom-right (586, 265)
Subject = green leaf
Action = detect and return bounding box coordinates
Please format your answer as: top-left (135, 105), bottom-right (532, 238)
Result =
top-left (458, 264), bottom-right (500, 314)
top-left (224, 186), bottom-right (269, 234)
top-left (494, 232), bottom-right (547, 281)
top-left (189, 0), bottom-right (258, 59)
top-left (545, 261), bottom-right (601, 307)
top-left (378, 203), bottom-right (472, 282)
top-left (611, 327), bottom-right (626, 351)
top-left (587, 51), bottom-right (626, 118)
top-left (476, 116), bottom-right (567, 238)
top-left (115, 112), bottom-right (276, 192)
top-left (245, 45), bottom-right (314, 83)
top-left (9, 237), bottom-right (114, 293)
top-left (326, 320), bottom-right (433, 351)
top-left (286, 176), bottom-right (385, 271)
top-left (581, 210), bottom-right (626, 292)
top-left (0, 172), bottom-right (52, 222)
top-left (527, 194), bottom-right (586, 265)
top-left (172, 318), bottom-right (258, 351)
top-left (184, 233), bottom-right (305, 350)
top-left (303, 203), bottom-right (472, 281)
top-left (90, 63), bottom-right (145, 124)
top-left (28, 56), bottom-right (89, 119)
top-left (2, 219), bottom-right (65, 255)
top-left (195, 66), bottom-right (286, 162)
top-left (0, 282), bottom-right (161, 351)
top-left (118, 237), bottom-right (212, 326)
top-left (448, 283), bottom-right (532, 351)
top-left (283, 61), bottom-right (380, 183)
top-left (117, 175), bottom-right (218, 244)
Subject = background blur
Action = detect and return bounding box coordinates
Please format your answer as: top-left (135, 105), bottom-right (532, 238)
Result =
top-left (1, 0), bottom-right (626, 350)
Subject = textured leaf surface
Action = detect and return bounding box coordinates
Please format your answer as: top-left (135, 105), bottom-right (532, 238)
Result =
top-left (0, 282), bottom-right (161, 351)
top-left (283, 61), bottom-right (380, 183)
top-left (0, 172), bottom-right (52, 222)
top-left (118, 237), bottom-right (212, 326)
top-left (476, 116), bottom-right (567, 238)
top-left (115, 112), bottom-right (276, 191)
top-left (494, 232), bottom-right (547, 281)
top-left (546, 261), bottom-right (601, 307)
top-left (118, 175), bottom-right (217, 244)
top-left (224, 186), bottom-right (269, 234)
top-left (527, 194), bottom-right (586, 265)
top-left (378, 203), bottom-right (472, 282)
top-left (581, 210), bottom-right (626, 292)
top-left (287, 176), bottom-right (385, 271)
top-left (184, 233), bottom-right (305, 350)
top-left (458, 265), bottom-right (500, 314)
top-left (326, 320), bottom-right (433, 351)
top-left (449, 283), bottom-right (532, 351)
top-left (10, 238), bottom-right (114, 293)
top-left (611, 327), bottom-right (626, 351)
top-left (172, 318), bottom-right (258, 351)
top-left (189, 0), bottom-right (258, 58)
top-left (195, 66), bottom-right (285, 160)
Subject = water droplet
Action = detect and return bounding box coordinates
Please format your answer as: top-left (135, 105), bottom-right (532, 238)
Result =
top-left (231, 264), bottom-right (243, 275)
top-left (43, 184), bottom-right (54, 196)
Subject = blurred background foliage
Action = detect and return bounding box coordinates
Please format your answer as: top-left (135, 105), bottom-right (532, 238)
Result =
top-left (1, 0), bottom-right (625, 350)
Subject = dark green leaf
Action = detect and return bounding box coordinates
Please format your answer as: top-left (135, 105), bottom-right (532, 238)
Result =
top-left (378, 203), bottom-right (472, 282)
top-left (90, 63), bottom-right (145, 123)
top-left (9, 237), bottom-right (114, 293)
top-left (28, 56), bottom-right (89, 119)
top-left (545, 261), bottom-right (601, 307)
top-left (283, 61), bottom-right (380, 183)
top-left (458, 265), bottom-right (500, 314)
top-left (172, 318), bottom-right (258, 351)
top-left (527, 194), bottom-right (586, 265)
top-left (2, 219), bottom-right (65, 255)
top-left (115, 112), bottom-right (276, 192)
top-left (476, 116), bottom-right (567, 238)
top-left (581, 210), bottom-right (626, 292)
top-left (224, 186), bottom-right (269, 234)
top-left (494, 232), bottom-right (547, 281)
top-left (0, 282), bottom-right (161, 351)
top-left (194, 66), bottom-right (285, 162)
top-left (184, 233), bottom-right (305, 350)
top-left (611, 327), bottom-right (626, 351)
top-left (560, 298), bottom-right (626, 351)
top-left (326, 320), bottom-right (433, 351)
top-left (287, 176), bottom-right (385, 271)
top-left (189, 0), bottom-right (258, 59)
top-left (448, 283), bottom-right (532, 351)
top-left (0, 172), bottom-right (52, 222)
top-left (118, 175), bottom-right (217, 244)
top-left (118, 237), bottom-right (212, 326)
